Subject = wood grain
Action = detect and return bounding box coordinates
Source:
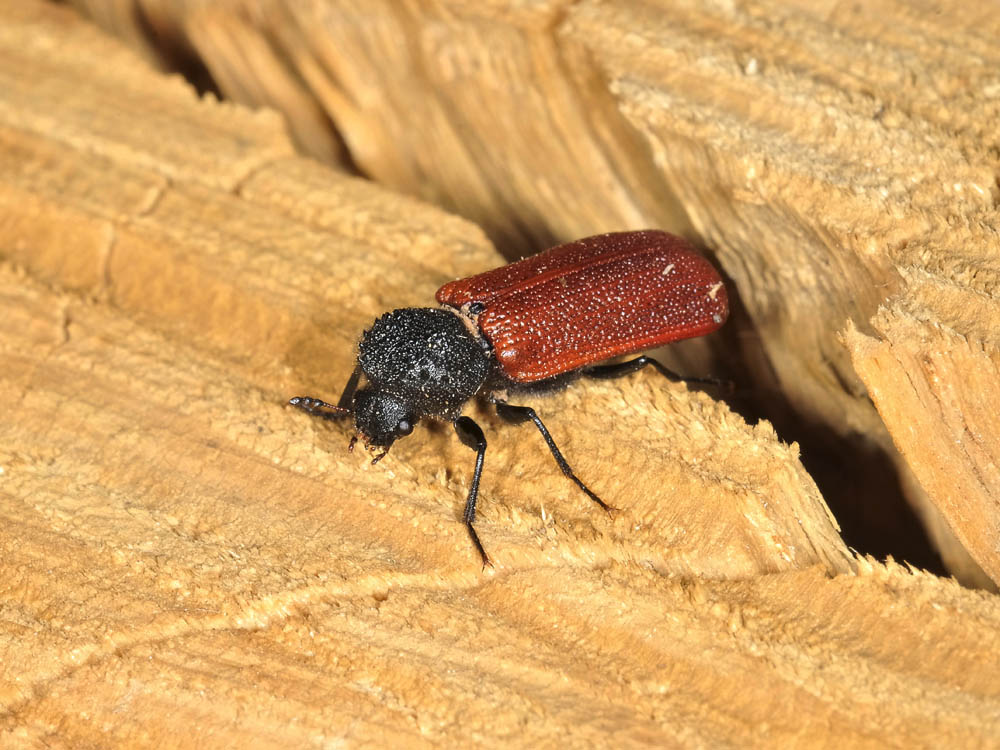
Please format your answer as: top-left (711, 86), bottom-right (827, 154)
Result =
top-left (2, 1), bottom-right (999, 746)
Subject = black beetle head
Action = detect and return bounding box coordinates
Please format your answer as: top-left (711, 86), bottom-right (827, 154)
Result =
top-left (353, 386), bottom-right (417, 448)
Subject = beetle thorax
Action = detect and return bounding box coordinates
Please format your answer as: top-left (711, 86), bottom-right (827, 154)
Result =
top-left (354, 308), bottom-right (491, 443)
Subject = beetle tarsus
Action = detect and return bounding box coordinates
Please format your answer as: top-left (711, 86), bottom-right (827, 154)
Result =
top-left (466, 524), bottom-right (494, 570)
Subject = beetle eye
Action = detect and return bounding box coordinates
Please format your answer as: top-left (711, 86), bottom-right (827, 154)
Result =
top-left (397, 419), bottom-right (413, 436)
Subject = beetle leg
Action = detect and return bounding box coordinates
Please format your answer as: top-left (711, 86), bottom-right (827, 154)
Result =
top-left (335, 364), bottom-right (363, 410)
top-left (453, 416), bottom-right (493, 569)
top-left (493, 401), bottom-right (617, 515)
top-left (583, 355), bottom-right (726, 388)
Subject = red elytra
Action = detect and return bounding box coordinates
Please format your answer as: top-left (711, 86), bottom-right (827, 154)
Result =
top-left (436, 230), bottom-right (729, 382)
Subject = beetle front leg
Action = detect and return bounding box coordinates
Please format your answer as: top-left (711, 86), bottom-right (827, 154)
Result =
top-left (493, 401), bottom-right (616, 515)
top-left (453, 416), bottom-right (493, 568)
top-left (334, 364), bottom-right (364, 410)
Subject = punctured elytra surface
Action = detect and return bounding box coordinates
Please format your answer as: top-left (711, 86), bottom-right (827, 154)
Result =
top-left (436, 230), bottom-right (728, 382)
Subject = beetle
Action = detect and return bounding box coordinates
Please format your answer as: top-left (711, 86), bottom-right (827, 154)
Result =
top-left (290, 230), bottom-right (728, 566)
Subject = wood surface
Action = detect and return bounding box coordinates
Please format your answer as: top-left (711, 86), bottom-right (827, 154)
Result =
top-left (2, 0), bottom-right (999, 747)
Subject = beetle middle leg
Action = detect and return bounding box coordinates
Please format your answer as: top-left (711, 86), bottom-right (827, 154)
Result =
top-left (493, 401), bottom-right (615, 515)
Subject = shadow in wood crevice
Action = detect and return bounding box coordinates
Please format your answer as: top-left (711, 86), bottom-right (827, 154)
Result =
top-left (131, 1), bottom-right (221, 98)
top-left (707, 271), bottom-right (949, 579)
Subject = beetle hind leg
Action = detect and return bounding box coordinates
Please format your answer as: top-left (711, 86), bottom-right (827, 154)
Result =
top-left (583, 355), bottom-right (727, 389)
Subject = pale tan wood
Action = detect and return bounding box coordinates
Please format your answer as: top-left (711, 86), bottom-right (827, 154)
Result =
top-left (68, 0), bottom-right (1000, 587)
top-left (846, 274), bottom-right (1000, 584)
top-left (2, 1), bottom-right (1000, 747)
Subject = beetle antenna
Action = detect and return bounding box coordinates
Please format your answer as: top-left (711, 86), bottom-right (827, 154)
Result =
top-left (288, 396), bottom-right (352, 420)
